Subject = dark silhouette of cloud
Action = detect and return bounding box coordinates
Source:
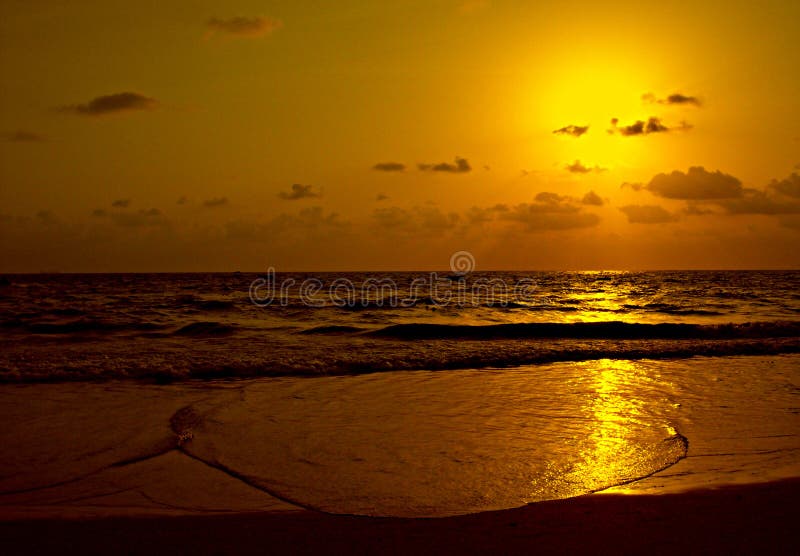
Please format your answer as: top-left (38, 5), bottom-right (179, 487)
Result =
top-left (376, 193), bottom-right (389, 201)
top-left (372, 206), bottom-right (461, 234)
top-left (112, 199), bottom-right (132, 208)
top-left (769, 172), bottom-right (800, 199)
top-left (553, 125), bottom-right (589, 137)
top-left (36, 210), bottom-right (58, 225)
top-left (621, 182), bottom-right (644, 191)
top-left (619, 205), bottom-right (678, 224)
top-left (418, 157), bottom-right (471, 173)
top-left (565, 160), bottom-right (591, 174)
top-left (565, 160), bottom-right (605, 174)
top-left (177, 196), bottom-right (188, 205)
top-left (91, 209), bottom-right (108, 217)
top-left (224, 207), bottom-right (347, 241)
top-left (206, 16), bottom-right (283, 38)
top-left (372, 162), bottom-right (406, 172)
top-left (501, 192), bottom-right (601, 231)
top-left (111, 208), bottom-right (165, 228)
top-left (716, 189), bottom-right (800, 215)
top-left (609, 117), bottom-right (690, 136)
top-left (202, 197), bottom-right (229, 208)
top-left (582, 191), bottom-right (604, 206)
top-left (646, 167), bottom-right (743, 200)
top-left (59, 92), bottom-right (157, 116)
top-left (643, 92), bottom-right (702, 106)
top-left (279, 184), bottom-right (321, 200)
top-left (5, 130), bottom-right (45, 142)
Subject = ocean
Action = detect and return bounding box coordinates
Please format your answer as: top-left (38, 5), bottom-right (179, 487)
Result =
top-left (1, 271), bottom-right (799, 517)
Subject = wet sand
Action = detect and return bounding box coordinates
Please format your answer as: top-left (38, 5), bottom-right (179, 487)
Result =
top-left (2, 478), bottom-right (798, 555)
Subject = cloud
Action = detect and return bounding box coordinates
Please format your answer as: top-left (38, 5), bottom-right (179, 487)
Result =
top-left (769, 172), bottom-right (800, 199)
top-left (642, 92), bottom-right (702, 106)
top-left (112, 199), bottom-right (131, 208)
top-left (716, 188), bottom-right (800, 215)
top-left (177, 196), bottom-right (189, 205)
top-left (609, 117), bottom-right (690, 136)
top-left (372, 206), bottom-right (461, 234)
top-left (206, 16), bottom-right (283, 38)
top-left (224, 207), bottom-right (347, 242)
top-left (5, 130), bottom-right (45, 142)
top-left (376, 193), bottom-right (389, 201)
top-left (91, 209), bottom-right (108, 217)
top-left (646, 167), bottom-right (743, 200)
top-left (565, 160), bottom-right (605, 174)
top-left (582, 191), bottom-right (604, 206)
top-left (279, 184), bottom-right (321, 200)
top-left (202, 197), bottom-right (229, 208)
top-left (372, 162), bottom-right (406, 172)
top-left (36, 210), bottom-right (58, 225)
top-left (553, 125), bottom-right (589, 138)
top-left (501, 192), bottom-right (601, 231)
top-left (418, 157), bottom-right (471, 173)
top-left (619, 205), bottom-right (678, 224)
top-left (621, 182), bottom-right (644, 191)
top-left (59, 92), bottom-right (157, 116)
top-left (110, 208), bottom-right (165, 228)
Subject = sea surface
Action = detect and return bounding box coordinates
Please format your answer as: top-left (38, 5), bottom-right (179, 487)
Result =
top-left (0, 271), bottom-right (799, 517)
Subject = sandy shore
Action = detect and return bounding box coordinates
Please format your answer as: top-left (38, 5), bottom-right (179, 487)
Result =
top-left (2, 478), bottom-right (799, 555)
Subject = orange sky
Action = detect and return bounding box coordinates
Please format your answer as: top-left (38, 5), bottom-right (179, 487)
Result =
top-left (1, 1), bottom-right (799, 271)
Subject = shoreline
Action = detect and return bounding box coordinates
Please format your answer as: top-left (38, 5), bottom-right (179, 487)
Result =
top-left (3, 478), bottom-right (799, 555)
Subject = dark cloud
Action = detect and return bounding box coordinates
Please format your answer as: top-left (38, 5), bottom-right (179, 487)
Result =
top-left (646, 167), bottom-right (743, 200)
top-left (36, 210), bottom-right (58, 225)
top-left (716, 189), bottom-right (800, 215)
top-left (372, 206), bottom-right (461, 234)
top-left (372, 162), bottom-right (406, 172)
top-left (112, 199), bottom-right (131, 208)
top-left (5, 130), bottom-right (45, 142)
top-left (206, 16), bottom-right (283, 37)
top-left (769, 172), bottom-right (800, 199)
top-left (418, 157), bottom-right (471, 173)
top-left (621, 182), bottom-right (644, 191)
top-left (565, 160), bottom-right (591, 174)
top-left (177, 196), bottom-right (188, 205)
top-left (224, 207), bottom-right (346, 241)
top-left (565, 160), bottom-right (605, 174)
top-left (609, 117), bottom-right (685, 136)
top-left (553, 125), bottom-right (589, 137)
top-left (619, 205), bottom-right (678, 224)
top-left (202, 197), bottom-right (229, 208)
top-left (501, 192), bottom-right (601, 231)
top-left (582, 191), bottom-right (604, 206)
top-left (376, 193), bottom-right (389, 201)
top-left (59, 92), bottom-right (157, 116)
top-left (684, 204), bottom-right (716, 216)
top-left (279, 184), bottom-right (321, 200)
top-left (91, 208), bottom-right (108, 217)
top-left (643, 92), bottom-right (702, 106)
top-left (110, 208), bottom-right (165, 228)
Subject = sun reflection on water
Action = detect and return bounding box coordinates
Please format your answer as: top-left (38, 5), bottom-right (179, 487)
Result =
top-left (531, 359), bottom-right (687, 500)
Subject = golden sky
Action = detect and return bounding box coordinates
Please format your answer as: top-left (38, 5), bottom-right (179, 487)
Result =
top-left (1, 0), bottom-right (799, 271)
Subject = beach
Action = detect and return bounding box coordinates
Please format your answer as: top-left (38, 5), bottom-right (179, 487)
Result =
top-left (3, 479), bottom-right (799, 555)
top-left (2, 272), bottom-right (799, 553)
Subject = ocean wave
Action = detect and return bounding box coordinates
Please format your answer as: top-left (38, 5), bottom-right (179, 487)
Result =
top-left (367, 320), bottom-right (800, 340)
top-left (2, 337), bottom-right (799, 383)
top-left (172, 321), bottom-right (238, 337)
top-left (300, 325), bottom-right (367, 335)
top-left (19, 319), bottom-right (165, 335)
